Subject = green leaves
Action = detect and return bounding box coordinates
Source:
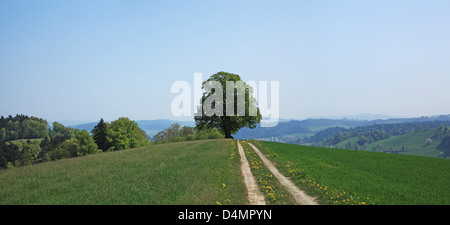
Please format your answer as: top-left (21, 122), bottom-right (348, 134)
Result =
top-left (195, 72), bottom-right (262, 138)
top-left (106, 117), bottom-right (150, 151)
top-left (76, 130), bottom-right (100, 156)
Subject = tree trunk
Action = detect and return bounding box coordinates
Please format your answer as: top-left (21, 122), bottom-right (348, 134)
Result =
top-left (223, 115), bottom-right (234, 139)
top-left (225, 129), bottom-right (233, 139)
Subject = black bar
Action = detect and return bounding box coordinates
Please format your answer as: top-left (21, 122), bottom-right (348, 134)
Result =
top-left (0, 205), bottom-right (445, 224)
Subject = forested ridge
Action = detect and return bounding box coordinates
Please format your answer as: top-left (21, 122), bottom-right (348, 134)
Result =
top-left (0, 115), bottom-right (150, 169)
top-left (234, 115), bottom-right (450, 140)
top-left (234, 116), bottom-right (450, 158)
top-left (0, 115), bottom-right (47, 140)
top-left (307, 121), bottom-right (450, 146)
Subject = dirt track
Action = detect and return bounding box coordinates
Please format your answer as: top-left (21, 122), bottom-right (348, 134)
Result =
top-left (247, 142), bottom-right (318, 205)
top-left (237, 141), bottom-right (266, 205)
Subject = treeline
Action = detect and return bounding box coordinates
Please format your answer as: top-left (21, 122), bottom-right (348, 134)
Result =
top-left (153, 123), bottom-right (224, 144)
top-left (306, 121), bottom-right (450, 147)
top-left (0, 115), bottom-right (150, 169)
top-left (0, 115), bottom-right (47, 140)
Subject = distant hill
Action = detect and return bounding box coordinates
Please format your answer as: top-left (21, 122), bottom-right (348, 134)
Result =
top-left (333, 128), bottom-right (449, 158)
top-left (234, 114), bottom-right (450, 141)
top-left (233, 118), bottom-right (374, 140)
top-left (135, 120), bottom-right (195, 137)
top-left (308, 113), bottom-right (394, 121)
top-left (366, 129), bottom-right (445, 158)
top-left (68, 122), bottom-right (97, 132)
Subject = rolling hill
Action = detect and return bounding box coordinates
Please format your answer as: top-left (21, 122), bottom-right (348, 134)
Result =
top-left (0, 139), bottom-right (246, 205)
top-left (333, 128), bottom-right (450, 158)
top-left (1, 139), bottom-right (448, 205)
top-left (233, 115), bottom-right (450, 141)
top-left (365, 129), bottom-right (445, 157)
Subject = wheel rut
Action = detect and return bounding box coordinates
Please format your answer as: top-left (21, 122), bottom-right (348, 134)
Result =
top-left (247, 142), bottom-right (318, 205)
top-left (237, 141), bottom-right (266, 205)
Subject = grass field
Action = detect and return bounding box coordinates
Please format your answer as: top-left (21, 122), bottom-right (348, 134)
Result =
top-left (366, 130), bottom-right (443, 157)
top-left (2, 138), bottom-right (449, 205)
top-left (335, 129), bottom-right (448, 158)
top-left (10, 138), bottom-right (43, 144)
top-left (0, 139), bottom-right (247, 205)
top-left (335, 137), bottom-right (359, 149)
top-left (250, 140), bottom-right (450, 205)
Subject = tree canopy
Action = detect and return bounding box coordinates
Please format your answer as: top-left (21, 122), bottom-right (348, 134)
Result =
top-left (106, 117), bottom-right (150, 151)
top-left (153, 123), bottom-right (223, 143)
top-left (0, 115), bottom-right (47, 141)
top-left (194, 72), bottom-right (262, 138)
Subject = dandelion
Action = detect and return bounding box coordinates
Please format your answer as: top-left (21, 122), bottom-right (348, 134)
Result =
top-left (222, 183), bottom-right (226, 188)
top-left (217, 201), bottom-right (222, 205)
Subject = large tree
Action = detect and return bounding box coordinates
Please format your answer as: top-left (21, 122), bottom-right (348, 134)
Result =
top-left (194, 71), bottom-right (262, 139)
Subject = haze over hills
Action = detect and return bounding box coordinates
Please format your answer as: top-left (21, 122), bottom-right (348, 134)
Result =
top-left (232, 114), bottom-right (450, 159)
top-left (234, 114), bottom-right (450, 139)
top-left (61, 114), bottom-right (450, 143)
top-left (33, 113), bottom-right (450, 159)
top-left (61, 116), bottom-right (378, 138)
top-left (306, 113), bottom-right (396, 121)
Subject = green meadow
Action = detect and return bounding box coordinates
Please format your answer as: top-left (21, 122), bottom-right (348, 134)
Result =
top-left (0, 139), bottom-right (247, 205)
top-left (335, 128), bottom-right (450, 158)
top-left (251, 141), bottom-right (450, 205)
top-left (2, 138), bottom-right (449, 205)
top-left (366, 129), bottom-right (444, 157)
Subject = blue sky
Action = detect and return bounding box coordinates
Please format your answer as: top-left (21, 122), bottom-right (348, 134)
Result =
top-left (1, 0), bottom-right (449, 122)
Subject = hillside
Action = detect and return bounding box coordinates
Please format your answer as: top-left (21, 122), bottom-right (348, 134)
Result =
top-left (366, 130), bottom-right (444, 157)
top-left (333, 128), bottom-right (450, 158)
top-left (251, 141), bottom-right (450, 205)
top-left (250, 118), bottom-right (450, 159)
top-left (0, 140), bottom-right (247, 205)
top-left (233, 118), bottom-right (369, 140)
top-left (1, 139), bottom-right (449, 205)
top-left (233, 115), bottom-right (450, 142)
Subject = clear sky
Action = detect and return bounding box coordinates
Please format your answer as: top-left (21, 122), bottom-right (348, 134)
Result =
top-left (1, 0), bottom-right (449, 122)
